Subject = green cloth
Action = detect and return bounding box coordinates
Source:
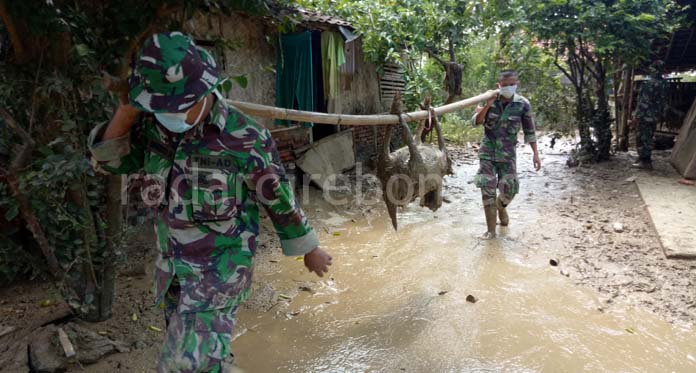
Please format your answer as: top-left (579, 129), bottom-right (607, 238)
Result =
top-left (321, 32), bottom-right (346, 100)
top-left (276, 32), bottom-right (315, 127)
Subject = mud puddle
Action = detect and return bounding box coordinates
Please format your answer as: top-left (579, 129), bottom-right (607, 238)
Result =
top-left (231, 143), bottom-right (696, 372)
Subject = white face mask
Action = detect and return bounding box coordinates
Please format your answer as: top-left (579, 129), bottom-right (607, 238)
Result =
top-left (499, 85), bottom-right (517, 99)
top-left (155, 96), bottom-right (208, 133)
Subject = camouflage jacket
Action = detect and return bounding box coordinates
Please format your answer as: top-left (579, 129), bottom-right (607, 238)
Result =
top-left (634, 77), bottom-right (667, 122)
top-left (88, 98), bottom-right (319, 313)
top-left (473, 94), bottom-right (536, 162)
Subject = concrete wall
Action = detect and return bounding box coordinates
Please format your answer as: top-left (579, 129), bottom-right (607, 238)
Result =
top-left (189, 13), bottom-right (277, 129)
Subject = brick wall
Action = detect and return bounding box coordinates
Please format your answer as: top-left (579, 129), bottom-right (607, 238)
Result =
top-left (349, 124), bottom-right (405, 165)
top-left (271, 127), bottom-right (312, 163)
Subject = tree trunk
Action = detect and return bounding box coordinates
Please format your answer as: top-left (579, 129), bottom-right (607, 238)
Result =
top-left (594, 62), bottom-right (612, 161)
top-left (574, 86), bottom-right (594, 157)
top-left (618, 68), bottom-right (635, 152)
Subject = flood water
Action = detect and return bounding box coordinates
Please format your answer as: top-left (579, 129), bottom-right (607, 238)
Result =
top-left (232, 149), bottom-right (696, 372)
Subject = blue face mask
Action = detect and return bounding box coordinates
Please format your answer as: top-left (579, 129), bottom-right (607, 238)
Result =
top-left (155, 96), bottom-right (208, 133)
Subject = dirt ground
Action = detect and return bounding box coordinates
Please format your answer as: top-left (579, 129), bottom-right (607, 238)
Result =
top-left (1, 135), bottom-right (694, 371)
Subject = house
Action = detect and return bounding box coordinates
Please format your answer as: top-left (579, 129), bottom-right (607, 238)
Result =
top-left (187, 6), bottom-right (403, 165)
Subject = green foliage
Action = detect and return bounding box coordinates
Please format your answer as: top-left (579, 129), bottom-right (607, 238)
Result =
top-left (297, 0), bottom-right (479, 66)
top-left (439, 113), bottom-right (484, 145)
top-left (517, 0), bottom-right (684, 160)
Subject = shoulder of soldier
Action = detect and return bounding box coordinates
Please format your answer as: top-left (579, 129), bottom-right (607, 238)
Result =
top-left (218, 102), bottom-right (271, 152)
top-left (513, 94), bottom-right (532, 109)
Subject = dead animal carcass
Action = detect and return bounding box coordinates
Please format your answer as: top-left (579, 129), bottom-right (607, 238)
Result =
top-left (377, 112), bottom-right (452, 230)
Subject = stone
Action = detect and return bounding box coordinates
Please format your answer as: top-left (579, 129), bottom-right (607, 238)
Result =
top-left (29, 325), bottom-right (68, 373)
top-left (466, 295), bottom-right (478, 303)
top-left (62, 323), bottom-right (129, 364)
top-left (132, 340), bottom-right (147, 350)
top-left (613, 222), bottom-right (624, 233)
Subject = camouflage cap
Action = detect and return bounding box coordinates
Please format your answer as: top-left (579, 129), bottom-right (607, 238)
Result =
top-left (128, 32), bottom-right (223, 113)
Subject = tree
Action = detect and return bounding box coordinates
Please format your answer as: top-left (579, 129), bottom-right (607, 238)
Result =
top-left (521, 0), bottom-right (682, 161)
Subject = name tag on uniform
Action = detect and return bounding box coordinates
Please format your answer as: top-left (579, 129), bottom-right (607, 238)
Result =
top-left (192, 155), bottom-right (236, 170)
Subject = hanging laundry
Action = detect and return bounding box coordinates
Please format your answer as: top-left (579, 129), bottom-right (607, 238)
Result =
top-left (276, 31), bottom-right (315, 127)
top-left (321, 31), bottom-right (346, 112)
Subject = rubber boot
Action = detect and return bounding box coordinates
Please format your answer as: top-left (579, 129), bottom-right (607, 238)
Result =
top-left (482, 205), bottom-right (497, 239)
top-left (497, 198), bottom-right (509, 226)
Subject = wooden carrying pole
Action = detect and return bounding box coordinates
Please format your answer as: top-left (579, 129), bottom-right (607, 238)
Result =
top-left (226, 90), bottom-right (498, 126)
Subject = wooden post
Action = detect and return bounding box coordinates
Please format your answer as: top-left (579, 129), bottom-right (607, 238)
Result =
top-left (613, 68), bottom-right (622, 148)
top-left (618, 68), bottom-right (634, 151)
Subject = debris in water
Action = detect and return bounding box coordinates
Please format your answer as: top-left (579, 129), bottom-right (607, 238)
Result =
top-left (438, 291), bottom-right (448, 296)
top-left (299, 286), bottom-right (315, 294)
top-left (466, 295), bottom-right (477, 303)
top-left (625, 327), bottom-right (636, 334)
top-left (148, 325), bottom-right (162, 332)
top-left (560, 269), bottom-right (570, 277)
top-left (131, 313), bottom-right (138, 321)
top-left (549, 259), bottom-right (559, 267)
top-left (278, 294), bottom-right (293, 301)
top-left (613, 222), bottom-right (624, 233)
top-left (295, 257), bottom-right (304, 262)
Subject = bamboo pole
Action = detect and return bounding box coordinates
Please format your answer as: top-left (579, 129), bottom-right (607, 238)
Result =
top-left (226, 90), bottom-right (498, 126)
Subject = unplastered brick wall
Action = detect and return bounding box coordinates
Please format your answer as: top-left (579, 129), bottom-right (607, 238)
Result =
top-left (350, 124), bottom-right (405, 165)
top-left (271, 128), bottom-right (311, 163)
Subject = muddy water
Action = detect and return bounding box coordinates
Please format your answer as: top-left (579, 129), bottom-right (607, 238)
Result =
top-left (233, 151), bottom-right (696, 372)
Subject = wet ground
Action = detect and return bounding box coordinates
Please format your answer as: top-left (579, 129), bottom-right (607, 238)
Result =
top-left (2, 137), bottom-right (695, 372)
top-left (229, 140), bottom-right (696, 371)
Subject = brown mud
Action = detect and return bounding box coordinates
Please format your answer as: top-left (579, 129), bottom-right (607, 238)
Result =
top-left (1, 135), bottom-right (695, 372)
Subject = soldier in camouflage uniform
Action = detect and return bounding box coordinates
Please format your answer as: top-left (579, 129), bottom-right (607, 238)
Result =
top-left (88, 32), bottom-right (333, 372)
top-left (632, 60), bottom-right (667, 169)
top-left (472, 70), bottom-right (541, 239)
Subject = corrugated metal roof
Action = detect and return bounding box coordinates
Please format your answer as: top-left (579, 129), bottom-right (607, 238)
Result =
top-left (294, 8), bottom-right (352, 27)
top-left (268, 5), bottom-right (353, 30)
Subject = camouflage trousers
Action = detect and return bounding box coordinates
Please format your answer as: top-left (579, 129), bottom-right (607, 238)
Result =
top-left (636, 119), bottom-right (657, 162)
top-left (474, 159), bottom-right (519, 206)
top-left (158, 278), bottom-right (237, 373)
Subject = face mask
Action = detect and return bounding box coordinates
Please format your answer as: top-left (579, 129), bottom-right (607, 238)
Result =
top-left (155, 96), bottom-right (208, 133)
top-left (499, 85), bottom-right (517, 99)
